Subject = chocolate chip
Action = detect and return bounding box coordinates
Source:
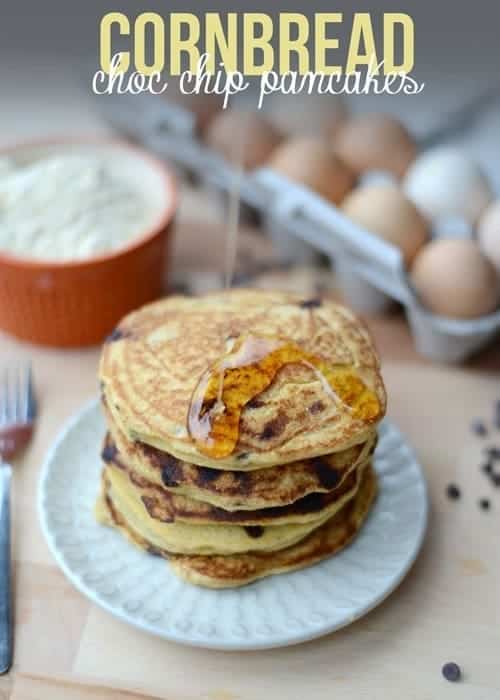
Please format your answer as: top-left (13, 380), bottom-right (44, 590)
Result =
top-left (311, 457), bottom-right (341, 490)
top-left (309, 400), bottom-right (325, 415)
top-left (484, 447), bottom-right (500, 460)
top-left (195, 466), bottom-right (220, 486)
top-left (482, 462), bottom-right (493, 475)
top-left (472, 420), bottom-right (487, 437)
top-left (244, 525), bottom-right (264, 538)
top-left (479, 498), bottom-right (491, 511)
top-left (293, 492), bottom-right (325, 513)
top-left (442, 662), bottom-right (461, 683)
top-left (160, 457), bottom-right (183, 487)
top-left (446, 484), bottom-right (460, 500)
top-left (247, 398), bottom-right (264, 410)
top-left (492, 474), bottom-right (500, 487)
top-left (260, 412), bottom-right (288, 440)
top-left (101, 443), bottom-right (118, 463)
top-left (299, 298), bottom-right (322, 309)
top-left (106, 327), bottom-right (128, 343)
top-left (260, 425), bottom-right (274, 440)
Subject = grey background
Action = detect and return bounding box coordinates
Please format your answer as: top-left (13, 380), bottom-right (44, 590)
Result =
top-left (1, 1), bottom-right (500, 186)
top-left (2, 0), bottom-right (498, 69)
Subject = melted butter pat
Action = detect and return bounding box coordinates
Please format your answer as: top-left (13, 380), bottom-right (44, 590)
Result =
top-left (188, 334), bottom-right (380, 459)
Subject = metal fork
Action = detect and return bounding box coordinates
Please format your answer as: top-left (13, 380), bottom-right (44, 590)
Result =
top-left (0, 364), bottom-right (36, 675)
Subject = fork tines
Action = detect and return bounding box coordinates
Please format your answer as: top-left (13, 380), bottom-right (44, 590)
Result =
top-left (0, 364), bottom-right (36, 427)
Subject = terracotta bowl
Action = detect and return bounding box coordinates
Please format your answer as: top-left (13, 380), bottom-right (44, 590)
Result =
top-left (0, 139), bottom-right (177, 347)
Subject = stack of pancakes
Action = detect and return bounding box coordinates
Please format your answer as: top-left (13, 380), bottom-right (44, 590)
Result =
top-left (96, 290), bottom-right (386, 588)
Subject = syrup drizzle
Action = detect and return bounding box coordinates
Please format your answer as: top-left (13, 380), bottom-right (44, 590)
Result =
top-left (214, 110), bottom-right (247, 414)
top-left (188, 334), bottom-right (381, 459)
top-left (223, 109), bottom-right (247, 290)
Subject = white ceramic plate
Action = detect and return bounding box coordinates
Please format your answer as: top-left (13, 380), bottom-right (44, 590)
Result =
top-left (39, 399), bottom-right (428, 651)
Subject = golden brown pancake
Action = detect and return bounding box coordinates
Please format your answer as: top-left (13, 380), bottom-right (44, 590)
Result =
top-left (98, 462), bottom-right (366, 556)
top-left (103, 406), bottom-right (377, 511)
top-left (97, 463), bottom-right (377, 588)
top-left (100, 290), bottom-right (386, 470)
top-left (102, 441), bottom-right (370, 526)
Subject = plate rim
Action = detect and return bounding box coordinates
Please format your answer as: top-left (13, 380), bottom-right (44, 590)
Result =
top-left (38, 397), bottom-right (429, 651)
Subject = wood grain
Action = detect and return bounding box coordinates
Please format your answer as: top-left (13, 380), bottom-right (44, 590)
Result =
top-left (11, 674), bottom-right (165, 700)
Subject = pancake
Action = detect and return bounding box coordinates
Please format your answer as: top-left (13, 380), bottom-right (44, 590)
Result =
top-left (103, 405), bottom-right (377, 510)
top-left (103, 440), bottom-right (371, 525)
top-left (98, 462), bottom-right (366, 556)
top-left (97, 463), bottom-right (377, 588)
top-left (100, 289), bottom-right (386, 470)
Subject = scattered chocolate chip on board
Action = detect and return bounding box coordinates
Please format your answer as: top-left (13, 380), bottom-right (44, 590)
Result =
top-left (442, 662), bottom-right (461, 683)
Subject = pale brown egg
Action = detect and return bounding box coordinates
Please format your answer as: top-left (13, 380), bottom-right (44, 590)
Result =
top-left (204, 111), bottom-right (284, 170)
top-left (410, 239), bottom-right (500, 319)
top-left (268, 137), bottom-right (355, 205)
top-left (334, 114), bottom-right (417, 179)
top-left (478, 200), bottom-right (500, 273)
top-left (266, 94), bottom-right (348, 139)
top-left (341, 184), bottom-right (429, 264)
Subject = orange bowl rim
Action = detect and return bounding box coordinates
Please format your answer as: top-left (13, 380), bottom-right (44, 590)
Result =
top-left (0, 135), bottom-right (178, 270)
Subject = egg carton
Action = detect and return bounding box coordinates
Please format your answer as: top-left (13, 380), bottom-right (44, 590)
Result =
top-left (98, 93), bottom-right (500, 363)
top-left (242, 168), bottom-right (500, 363)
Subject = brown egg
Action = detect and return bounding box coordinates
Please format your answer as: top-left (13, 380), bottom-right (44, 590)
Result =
top-left (204, 111), bottom-right (284, 170)
top-left (334, 114), bottom-right (417, 179)
top-left (266, 94), bottom-right (348, 139)
top-left (410, 239), bottom-right (500, 319)
top-left (268, 137), bottom-right (355, 205)
top-left (341, 184), bottom-right (429, 264)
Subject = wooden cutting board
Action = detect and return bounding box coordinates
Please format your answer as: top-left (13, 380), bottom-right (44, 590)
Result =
top-left (0, 185), bottom-right (499, 700)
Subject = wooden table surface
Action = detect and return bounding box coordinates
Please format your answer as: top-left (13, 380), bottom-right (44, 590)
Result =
top-left (0, 185), bottom-right (499, 700)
